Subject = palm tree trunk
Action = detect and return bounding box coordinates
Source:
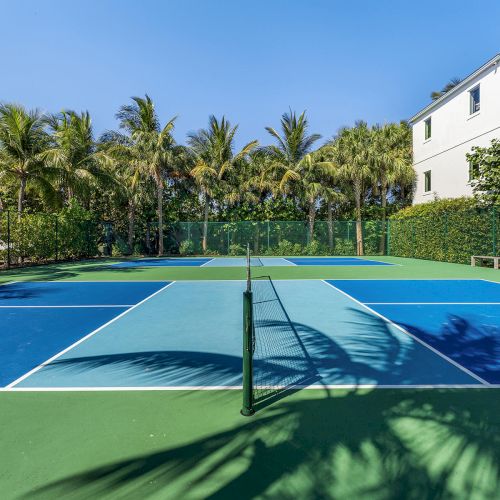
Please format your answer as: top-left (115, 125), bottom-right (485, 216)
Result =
top-left (307, 198), bottom-right (316, 244)
top-left (202, 194), bottom-right (210, 253)
top-left (354, 181), bottom-right (363, 256)
top-left (157, 183), bottom-right (164, 256)
top-left (327, 201), bottom-right (334, 251)
top-left (379, 181), bottom-right (387, 255)
top-left (18, 176), bottom-right (27, 219)
top-left (127, 199), bottom-right (135, 255)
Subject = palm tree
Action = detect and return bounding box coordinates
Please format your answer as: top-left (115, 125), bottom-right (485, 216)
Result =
top-left (430, 77), bottom-right (462, 101)
top-left (262, 110), bottom-right (324, 240)
top-left (188, 115), bottom-right (258, 252)
top-left (371, 122), bottom-right (414, 253)
top-left (115, 95), bottom-right (177, 255)
top-left (327, 121), bottom-right (374, 256)
top-left (98, 133), bottom-right (141, 254)
top-left (0, 103), bottom-right (59, 216)
top-left (45, 110), bottom-right (113, 205)
top-left (263, 110), bottom-right (321, 190)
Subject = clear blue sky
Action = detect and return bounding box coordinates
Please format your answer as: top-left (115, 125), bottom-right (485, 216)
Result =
top-left (2, 0), bottom-right (499, 148)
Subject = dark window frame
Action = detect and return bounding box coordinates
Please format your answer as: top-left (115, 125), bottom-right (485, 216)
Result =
top-left (424, 170), bottom-right (432, 192)
top-left (469, 161), bottom-right (480, 181)
top-left (424, 117), bottom-right (432, 140)
top-left (469, 85), bottom-right (480, 114)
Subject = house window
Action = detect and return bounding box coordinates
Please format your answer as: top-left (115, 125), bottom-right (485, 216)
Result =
top-left (469, 161), bottom-right (480, 181)
top-left (470, 85), bottom-right (480, 114)
top-left (424, 117), bottom-right (432, 140)
top-left (424, 170), bottom-right (431, 192)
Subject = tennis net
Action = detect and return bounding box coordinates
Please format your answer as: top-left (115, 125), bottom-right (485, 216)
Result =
top-left (241, 246), bottom-right (318, 415)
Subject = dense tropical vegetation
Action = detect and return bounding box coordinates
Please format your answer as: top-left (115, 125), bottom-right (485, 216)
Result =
top-left (0, 95), bottom-right (417, 258)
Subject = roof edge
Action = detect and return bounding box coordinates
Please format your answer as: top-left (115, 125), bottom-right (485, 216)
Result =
top-left (409, 53), bottom-right (500, 124)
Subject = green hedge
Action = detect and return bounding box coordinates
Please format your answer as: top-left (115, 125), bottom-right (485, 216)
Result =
top-left (0, 202), bottom-right (99, 266)
top-left (388, 198), bottom-right (499, 264)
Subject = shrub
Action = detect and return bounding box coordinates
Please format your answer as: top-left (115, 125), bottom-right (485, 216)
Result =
top-left (1, 201), bottom-right (99, 264)
top-left (112, 238), bottom-right (130, 257)
top-left (303, 240), bottom-right (326, 256)
top-left (333, 238), bottom-right (356, 256)
top-left (274, 240), bottom-right (295, 255)
top-left (204, 248), bottom-right (220, 256)
top-left (179, 240), bottom-right (194, 255)
top-left (228, 243), bottom-right (246, 256)
top-left (389, 197), bottom-right (498, 264)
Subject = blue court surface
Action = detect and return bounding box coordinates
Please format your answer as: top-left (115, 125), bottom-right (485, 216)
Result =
top-left (110, 256), bottom-right (393, 267)
top-left (326, 279), bottom-right (500, 384)
top-left (285, 257), bottom-right (393, 266)
top-left (111, 258), bottom-right (213, 268)
top-left (0, 281), bottom-right (170, 387)
top-left (2, 279), bottom-right (497, 390)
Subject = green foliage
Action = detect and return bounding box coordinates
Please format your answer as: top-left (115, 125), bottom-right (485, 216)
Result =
top-left (0, 201), bottom-right (98, 265)
top-left (204, 248), bottom-right (220, 256)
top-left (389, 197), bottom-right (498, 263)
top-left (303, 240), bottom-right (323, 256)
top-left (467, 138), bottom-right (500, 206)
top-left (333, 238), bottom-right (356, 255)
top-left (112, 238), bottom-right (130, 257)
top-left (179, 240), bottom-right (194, 255)
top-left (228, 243), bottom-right (246, 256)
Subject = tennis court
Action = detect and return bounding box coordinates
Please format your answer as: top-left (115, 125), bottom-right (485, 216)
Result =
top-left (109, 256), bottom-right (394, 268)
top-left (1, 255), bottom-right (500, 498)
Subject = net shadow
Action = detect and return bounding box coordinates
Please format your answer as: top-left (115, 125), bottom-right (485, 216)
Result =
top-left (251, 275), bottom-right (320, 410)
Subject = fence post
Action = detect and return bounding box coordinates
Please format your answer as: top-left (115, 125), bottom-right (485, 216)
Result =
top-left (146, 221), bottom-right (151, 255)
top-left (6, 210), bottom-right (11, 269)
top-left (444, 213), bottom-right (449, 261)
top-left (227, 226), bottom-right (230, 254)
top-left (386, 219), bottom-right (391, 256)
top-left (54, 216), bottom-right (59, 262)
top-left (493, 207), bottom-right (497, 256)
top-left (267, 221), bottom-right (270, 251)
top-left (412, 219), bottom-right (416, 258)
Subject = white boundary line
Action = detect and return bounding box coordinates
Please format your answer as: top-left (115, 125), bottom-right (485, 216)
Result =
top-left (0, 281), bottom-right (17, 287)
top-left (365, 302), bottom-right (500, 305)
top-left (326, 278), bottom-right (492, 281)
top-left (321, 280), bottom-right (491, 386)
top-left (33, 280), bottom-right (171, 283)
top-left (282, 258), bottom-right (298, 266)
top-left (0, 305), bottom-right (133, 309)
top-left (200, 258), bottom-right (215, 267)
top-left (3, 383), bottom-right (496, 392)
top-left (5, 281), bottom-right (177, 389)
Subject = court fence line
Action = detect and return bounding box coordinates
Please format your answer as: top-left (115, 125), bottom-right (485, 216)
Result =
top-left (1, 208), bottom-right (499, 267)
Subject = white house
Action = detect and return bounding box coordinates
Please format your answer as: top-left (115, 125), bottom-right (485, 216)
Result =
top-left (410, 54), bottom-right (500, 204)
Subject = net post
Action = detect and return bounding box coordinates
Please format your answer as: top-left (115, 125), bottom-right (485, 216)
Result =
top-left (241, 243), bottom-right (254, 416)
top-left (241, 288), bottom-right (254, 416)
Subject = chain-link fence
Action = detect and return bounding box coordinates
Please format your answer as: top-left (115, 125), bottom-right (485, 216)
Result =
top-left (165, 220), bottom-right (385, 256)
top-left (0, 211), bottom-right (100, 268)
top-left (1, 209), bottom-right (499, 267)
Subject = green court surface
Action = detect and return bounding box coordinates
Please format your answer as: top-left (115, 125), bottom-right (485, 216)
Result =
top-left (1, 256), bottom-right (500, 283)
top-left (1, 256), bottom-right (500, 499)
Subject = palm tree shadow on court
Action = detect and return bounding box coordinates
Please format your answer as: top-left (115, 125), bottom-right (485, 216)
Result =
top-left (399, 314), bottom-right (500, 384)
top-left (26, 388), bottom-right (500, 499)
top-left (41, 304), bottom-right (433, 394)
top-left (22, 305), bottom-right (500, 498)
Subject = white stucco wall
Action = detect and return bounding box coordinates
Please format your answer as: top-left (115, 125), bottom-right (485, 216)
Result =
top-left (411, 60), bottom-right (500, 204)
